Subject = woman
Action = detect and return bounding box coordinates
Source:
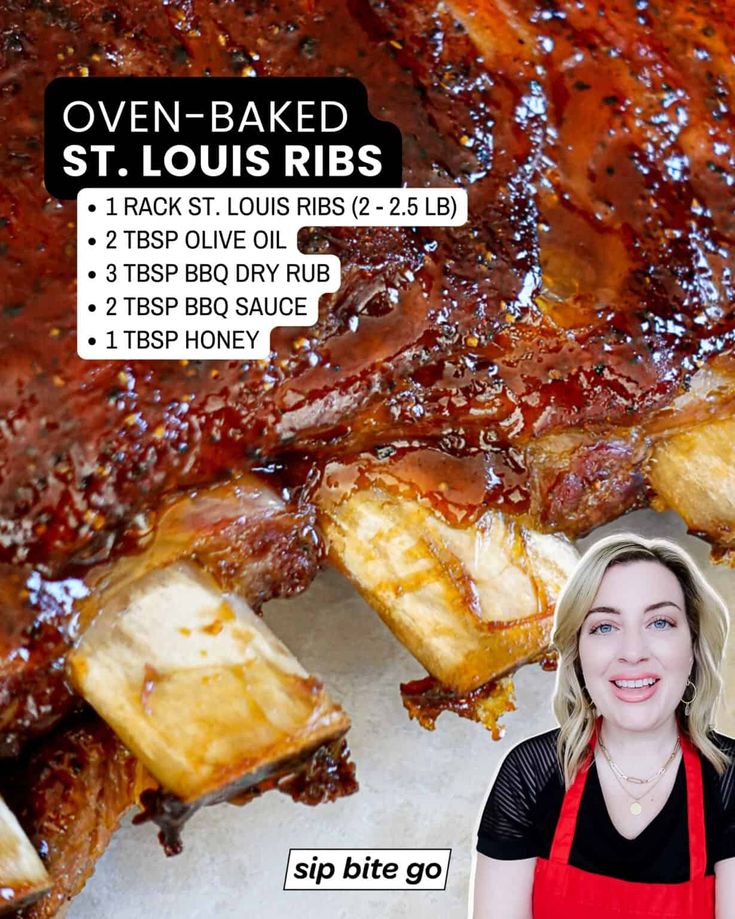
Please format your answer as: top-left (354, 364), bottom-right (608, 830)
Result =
top-left (473, 534), bottom-right (735, 918)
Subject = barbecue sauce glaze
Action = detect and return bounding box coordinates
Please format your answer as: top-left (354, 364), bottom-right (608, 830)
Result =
top-left (1, 0), bottom-right (733, 574)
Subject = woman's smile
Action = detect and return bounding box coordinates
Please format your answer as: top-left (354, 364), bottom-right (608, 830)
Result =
top-left (609, 673), bottom-right (660, 703)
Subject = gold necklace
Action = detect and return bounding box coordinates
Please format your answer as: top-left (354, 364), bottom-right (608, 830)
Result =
top-left (598, 735), bottom-right (680, 784)
top-left (599, 749), bottom-right (674, 815)
top-left (597, 736), bottom-right (680, 816)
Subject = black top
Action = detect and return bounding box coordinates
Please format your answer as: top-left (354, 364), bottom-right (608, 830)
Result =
top-left (476, 728), bottom-right (735, 882)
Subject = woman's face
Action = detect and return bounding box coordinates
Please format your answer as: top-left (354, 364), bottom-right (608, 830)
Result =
top-left (578, 559), bottom-right (694, 733)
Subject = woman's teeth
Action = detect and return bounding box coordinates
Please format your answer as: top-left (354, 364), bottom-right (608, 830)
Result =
top-left (613, 678), bottom-right (658, 688)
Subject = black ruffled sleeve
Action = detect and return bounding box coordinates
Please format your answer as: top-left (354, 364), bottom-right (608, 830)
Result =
top-left (476, 729), bottom-right (559, 861)
top-left (711, 732), bottom-right (735, 865)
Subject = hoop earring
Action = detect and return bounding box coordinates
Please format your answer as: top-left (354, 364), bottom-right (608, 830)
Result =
top-left (681, 678), bottom-right (698, 717)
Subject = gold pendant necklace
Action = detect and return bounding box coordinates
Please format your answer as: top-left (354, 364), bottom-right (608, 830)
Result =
top-left (599, 755), bottom-right (665, 815)
top-left (598, 735), bottom-right (680, 785)
top-left (597, 735), bottom-right (680, 816)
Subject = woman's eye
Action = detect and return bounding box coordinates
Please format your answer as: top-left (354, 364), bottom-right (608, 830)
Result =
top-left (649, 617), bottom-right (674, 630)
top-left (590, 622), bottom-right (615, 635)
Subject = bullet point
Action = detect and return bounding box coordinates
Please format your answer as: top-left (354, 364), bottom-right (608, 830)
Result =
top-left (88, 337), bottom-right (96, 345)
top-left (88, 270), bottom-right (96, 279)
top-left (88, 237), bottom-right (96, 245)
top-left (88, 204), bottom-right (96, 212)
top-left (88, 304), bottom-right (96, 312)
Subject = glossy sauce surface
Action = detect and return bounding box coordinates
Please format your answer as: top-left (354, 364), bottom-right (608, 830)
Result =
top-left (0, 0), bottom-right (733, 571)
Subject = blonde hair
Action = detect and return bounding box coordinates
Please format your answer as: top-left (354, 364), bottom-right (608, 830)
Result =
top-left (552, 533), bottom-right (730, 787)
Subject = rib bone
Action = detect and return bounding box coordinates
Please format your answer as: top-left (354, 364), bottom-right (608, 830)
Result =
top-left (648, 418), bottom-right (735, 551)
top-left (67, 561), bottom-right (349, 805)
top-left (317, 481), bottom-right (579, 693)
top-left (0, 795), bottom-right (50, 916)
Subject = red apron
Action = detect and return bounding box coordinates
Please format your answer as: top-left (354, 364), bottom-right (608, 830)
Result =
top-left (532, 730), bottom-right (714, 918)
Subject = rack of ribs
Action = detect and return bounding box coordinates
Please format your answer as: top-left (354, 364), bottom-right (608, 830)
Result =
top-left (1, 0), bottom-right (734, 913)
